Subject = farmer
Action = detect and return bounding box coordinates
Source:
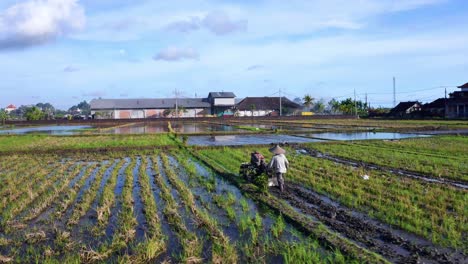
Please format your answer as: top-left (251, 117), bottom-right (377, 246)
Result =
top-left (250, 150), bottom-right (266, 175)
top-left (267, 145), bottom-right (289, 192)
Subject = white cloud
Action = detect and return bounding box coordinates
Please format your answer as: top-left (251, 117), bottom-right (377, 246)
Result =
top-left (202, 11), bottom-right (247, 35)
top-left (165, 11), bottom-right (247, 35)
top-left (0, 0), bottom-right (85, 50)
top-left (63, 65), bottom-right (79, 72)
top-left (153, 47), bottom-right (199, 62)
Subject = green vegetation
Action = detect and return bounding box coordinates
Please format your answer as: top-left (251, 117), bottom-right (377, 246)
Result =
top-left (311, 135), bottom-right (468, 181)
top-left (0, 134), bottom-right (176, 153)
top-left (197, 145), bottom-right (467, 252)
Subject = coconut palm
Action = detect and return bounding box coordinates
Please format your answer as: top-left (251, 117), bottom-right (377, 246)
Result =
top-left (303, 94), bottom-right (314, 110)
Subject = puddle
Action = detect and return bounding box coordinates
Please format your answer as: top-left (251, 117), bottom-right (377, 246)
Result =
top-left (299, 132), bottom-right (429, 141)
top-left (187, 134), bottom-right (323, 146)
top-left (0, 125), bottom-right (92, 135)
top-left (104, 122), bottom-right (243, 134)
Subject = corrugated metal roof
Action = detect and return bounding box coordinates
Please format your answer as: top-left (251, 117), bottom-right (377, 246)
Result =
top-left (208, 92), bottom-right (236, 98)
top-left (90, 98), bottom-right (210, 110)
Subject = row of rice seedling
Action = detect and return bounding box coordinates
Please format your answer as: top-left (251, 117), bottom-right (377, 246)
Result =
top-left (94, 159), bottom-right (126, 233)
top-left (311, 136), bottom-right (468, 181)
top-left (0, 155), bottom-right (56, 199)
top-left (150, 156), bottom-right (203, 262)
top-left (67, 162), bottom-right (115, 226)
top-left (196, 146), bottom-right (467, 252)
top-left (20, 163), bottom-right (85, 222)
top-left (0, 161), bottom-right (72, 229)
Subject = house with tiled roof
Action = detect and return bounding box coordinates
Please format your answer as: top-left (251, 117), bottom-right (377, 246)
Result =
top-left (446, 83), bottom-right (468, 118)
top-left (5, 104), bottom-right (16, 113)
top-left (388, 101), bottom-right (422, 117)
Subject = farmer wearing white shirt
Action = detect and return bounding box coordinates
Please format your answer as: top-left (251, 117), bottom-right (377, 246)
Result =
top-left (267, 145), bottom-right (289, 192)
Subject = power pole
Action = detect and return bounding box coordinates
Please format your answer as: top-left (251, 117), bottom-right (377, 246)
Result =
top-left (393, 77), bottom-right (396, 107)
top-left (354, 88), bottom-right (357, 117)
top-left (365, 92), bottom-right (368, 113)
top-left (174, 88), bottom-right (179, 118)
top-left (279, 88), bottom-right (282, 116)
top-left (444, 88), bottom-right (447, 118)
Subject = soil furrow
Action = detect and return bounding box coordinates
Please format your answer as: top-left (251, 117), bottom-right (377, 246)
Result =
top-left (272, 182), bottom-right (466, 264)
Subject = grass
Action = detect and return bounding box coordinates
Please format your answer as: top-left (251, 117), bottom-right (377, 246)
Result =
top-left (311, 135), bottom-right (468, 181)
top-left (0, 133), bottom-right (177, 153)
top-left (197, 145), bottom-right (468, 252)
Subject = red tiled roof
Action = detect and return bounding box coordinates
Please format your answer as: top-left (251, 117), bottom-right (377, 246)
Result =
top-left (458, 83), bottom-right (468, 89)
top-left (6, 104), bottom-right (16, 108)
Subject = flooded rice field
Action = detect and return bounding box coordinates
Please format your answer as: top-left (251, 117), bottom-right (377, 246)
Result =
top-left (0, 125), bottom-right (91, 135)
top-left (187, 132), bottom-right (428, 146)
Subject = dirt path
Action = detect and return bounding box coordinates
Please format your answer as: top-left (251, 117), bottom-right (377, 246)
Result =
top-left (271, 182), bottom-right (467, 264)
top-left (301, 148), bottom-right (468, 190)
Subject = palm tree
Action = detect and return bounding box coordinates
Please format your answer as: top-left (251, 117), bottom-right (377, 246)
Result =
top-left (0, 109), bottom-right (8, 126)
top-left (303, 94), bottom-right (314, 110)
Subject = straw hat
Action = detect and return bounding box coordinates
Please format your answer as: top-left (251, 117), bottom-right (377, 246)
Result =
top-left (269, 145), bottom-right (286, 155)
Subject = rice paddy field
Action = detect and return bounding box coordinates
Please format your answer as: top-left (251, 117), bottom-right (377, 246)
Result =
top-left (0, 118), bottom-right (467, 263)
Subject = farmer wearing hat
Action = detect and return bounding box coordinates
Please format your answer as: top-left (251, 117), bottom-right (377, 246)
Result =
top-left (267, 145), bottom-right (289, 192)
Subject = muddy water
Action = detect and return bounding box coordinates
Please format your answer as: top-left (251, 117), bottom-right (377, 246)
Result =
top-left (132, 157), bottom-right (148, 241)
top-left (187, 134), bottom-right (323, 146)
top-left (299, 131), bottom-right (428, 141)
top-left (0, 125), bottom-right (91, 135)
top-left (105, 122), bottom-right (243, 134)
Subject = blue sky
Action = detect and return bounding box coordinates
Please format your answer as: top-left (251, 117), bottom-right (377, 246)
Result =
top-left (0, 0), bottom-right (467, 109)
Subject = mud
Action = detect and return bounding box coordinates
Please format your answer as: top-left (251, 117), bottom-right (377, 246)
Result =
top-left (272, 182), bottom-right (467, 264)
top-left (302, 148), bottom-right (468, 190)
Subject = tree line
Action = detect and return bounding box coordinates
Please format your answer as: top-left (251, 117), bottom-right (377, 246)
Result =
top-left (1, 101), bottom-right (90, 122)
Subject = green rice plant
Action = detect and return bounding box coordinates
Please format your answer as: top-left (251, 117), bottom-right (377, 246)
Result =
top-left (160, 153), bottom-right (238, 263)
top-left (67, 161), bottom-right (113, 226)
top-left (22, 163), bottom-right (84, 222)
top-left (54, 163), bottom-right (98, 217)
top-left (271, 214), bottom-right (285, 239)
top-left (94, 159), bottom-right (126, 233)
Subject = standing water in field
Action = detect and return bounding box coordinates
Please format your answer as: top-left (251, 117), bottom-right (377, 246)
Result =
top-left (0, 125), bottom-right (92, 135)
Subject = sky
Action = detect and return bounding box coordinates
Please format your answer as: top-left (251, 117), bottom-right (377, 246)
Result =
top-left (0, 0), bottom-right (467, 110)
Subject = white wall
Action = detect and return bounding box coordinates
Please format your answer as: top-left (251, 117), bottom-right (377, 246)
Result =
top-left (214, 98), bottom-right (235, 106)
top-left (237, 110), bottom-right (273, 117)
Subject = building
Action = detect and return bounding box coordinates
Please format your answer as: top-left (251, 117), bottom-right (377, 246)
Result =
top-left (90, 92), bottom-right (236, 119)
top-left (5, 104), bottom-right (16, 113)
top-left (446, 83), bottom-right (468, 118)
top-left (235, 97), bottom-right (301, 117)
top-left (207, 92), bottom-right (236, 116)
top-left (422, 98), bottom-right (445, 117)
top-left (388, 101), bottom-right (422, 118)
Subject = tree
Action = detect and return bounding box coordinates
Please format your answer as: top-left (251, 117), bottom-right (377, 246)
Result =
top-left (303, 94), bottom-right (314, 110)
top-left (69, 101), bottom-right (90, 115)
top-left (330, 98), bottom-right (367, 116)
top-left (249, 104), bottom-right (256, 117)
top-left (0, 109), bottom-right (8, 125)
top-left (25, 107), bottom-right (44, 121)
top-left (313, 99), bottom-right (326, 113)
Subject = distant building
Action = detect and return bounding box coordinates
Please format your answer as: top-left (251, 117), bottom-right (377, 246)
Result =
top-left (422, 98), bottom-right (445, 117)
top-left (388, 101), bottom-right (422, 118)
top-left (235, 97), bottom-right (301, 117)
top-left (90, 92), bottom-right (236, 119)
top-left (207, 92), bottom-right (236, 116)
top-left (5, 104), bottom-right (16, 113)
top-left (446, 83), bottom-right (468, 118)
